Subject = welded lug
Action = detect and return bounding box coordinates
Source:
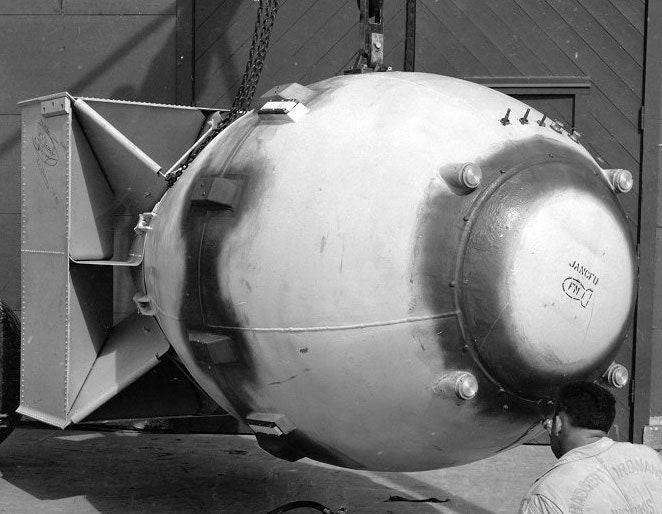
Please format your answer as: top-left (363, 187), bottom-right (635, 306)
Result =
top-left (191, 177), bottom-right (241, 210)
top-left (198, 110), bottom-right (223, 136)
top-left (258, 100), bottom-right (309, 122)
top-left (133, 293), bottom-right (155, 316)
top-left (246, 412), bottom-right (295, 436)
top-left (134, 212), bottom-right (156, 233)
top-left (189, 330), bottom-right (239, 365)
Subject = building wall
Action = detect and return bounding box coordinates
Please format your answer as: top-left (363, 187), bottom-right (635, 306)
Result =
top-left (194, 0), bottom-right (407, 107)
top-left (643, 0), bottom-right (662, 430)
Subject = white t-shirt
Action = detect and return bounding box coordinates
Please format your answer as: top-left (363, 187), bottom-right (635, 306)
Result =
top-left (519, 437), bottom-right (662, 513)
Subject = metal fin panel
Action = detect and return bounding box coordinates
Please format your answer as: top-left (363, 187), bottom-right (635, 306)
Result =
top-left (73, 99), bottom-right (165, 214)
top-left (67, 264), bottom-right (113, 412)
top-left (19, 99), bottom-right (71, 428)
top-left (82, 98), bottom-right (208, 173)
top-left (20, 93), bottom-right (209, 429)
top-left (69, 113), bottom-right (115, 260)
top-left (17, 252), bottom-right (69, 428)
top-left (22, 104), bottom-right (69, 252)
top-left (68, 314), bottom-right (170, 424)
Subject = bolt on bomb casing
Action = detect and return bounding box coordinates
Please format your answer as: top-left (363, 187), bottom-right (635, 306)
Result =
top-left (142, 73), bottom-right (636, 471)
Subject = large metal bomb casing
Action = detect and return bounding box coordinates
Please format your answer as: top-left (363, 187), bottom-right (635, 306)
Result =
top-left (142, 72), bottom-right (636, 471)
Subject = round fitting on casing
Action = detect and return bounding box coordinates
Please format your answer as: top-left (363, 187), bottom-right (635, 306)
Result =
top-left (433, 371), bottom-right (479, 400)
top-left (458, 163), bottom-right (482, 190)
top-left (455, 372), bottom-right (479, 399)
top-left (605, 169), bottom-right (633, 193)
top-left (603, 362), bottom-right (629, 389)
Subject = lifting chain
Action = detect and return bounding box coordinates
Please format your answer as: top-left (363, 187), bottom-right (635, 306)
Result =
top-left (166, 0), bottom-right (280, 188)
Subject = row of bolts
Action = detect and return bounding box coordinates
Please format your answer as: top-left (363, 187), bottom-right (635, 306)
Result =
top-left (499, 107), bottom-right (581, 143)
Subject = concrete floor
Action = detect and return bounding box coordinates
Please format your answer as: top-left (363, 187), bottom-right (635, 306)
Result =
top-left (0, 427), bottom-right (556, 514)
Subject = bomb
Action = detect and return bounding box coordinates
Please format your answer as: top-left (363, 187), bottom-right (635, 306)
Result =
top-left (137, 72), bottom-right (636, 471)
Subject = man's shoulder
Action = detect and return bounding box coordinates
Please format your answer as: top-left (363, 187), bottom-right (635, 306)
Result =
top-left (601, 441), bottom-right (662, 466)
top-left (535, 440), bottom-right (662, 480)
top-left (600, 441), bottom-right (662, 479)
top-left (526, 461), bottom-right (581, 495)
top-left (519, 464), bottom-right (583, 514)
top-left (521, 439), bottom-right (662, 514)
top-left (525, 441), bottom-right (615, 496)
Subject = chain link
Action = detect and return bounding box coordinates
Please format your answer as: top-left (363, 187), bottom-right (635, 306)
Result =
top-left (166, 0), bottom-right (280, 188)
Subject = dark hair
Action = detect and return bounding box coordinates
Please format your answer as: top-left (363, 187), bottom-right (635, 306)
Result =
top-left (556, 382), bottom-right (615, 433)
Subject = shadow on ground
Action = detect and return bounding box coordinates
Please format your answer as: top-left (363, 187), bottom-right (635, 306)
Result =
top-left (0, 428), bottom-right (555, 514)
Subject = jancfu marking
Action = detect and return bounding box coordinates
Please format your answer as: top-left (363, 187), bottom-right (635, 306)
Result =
top-left (568, 260), bottom-right (599, 286)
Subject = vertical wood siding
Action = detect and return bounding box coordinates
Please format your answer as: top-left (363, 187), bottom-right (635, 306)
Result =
top-left (194, 0), bottom-right (406, 107)
top-left (417, 0), bottom-right (644, 221)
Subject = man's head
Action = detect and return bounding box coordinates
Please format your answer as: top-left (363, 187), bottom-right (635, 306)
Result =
top-left (545, 382), bottom-right (616, 458)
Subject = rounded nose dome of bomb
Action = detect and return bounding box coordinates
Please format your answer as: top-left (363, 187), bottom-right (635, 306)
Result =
top-left (458, 159), bottom-right (636, 399)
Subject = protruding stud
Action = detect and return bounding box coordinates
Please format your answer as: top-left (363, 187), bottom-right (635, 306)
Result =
top-left (433, 371), bottom-right (479, 401)
top-left (603, 362), bottom-right (629, 389)
top-left (458, 162), bottom-right (482, 190)
top-left (455, 373), bottom-right (479, 400)
top-left (500, 108), bottom-right (511, 125)
top-left (519, 108), bottom-right (530, 124)
top-left (605, 169), bottom-right (633, 193)
top-left (537, 114), bottom-right (547, 127)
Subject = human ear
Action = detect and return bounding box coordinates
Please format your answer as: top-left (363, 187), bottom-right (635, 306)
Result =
top-left (543, 418), bottom-right (553, 434)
